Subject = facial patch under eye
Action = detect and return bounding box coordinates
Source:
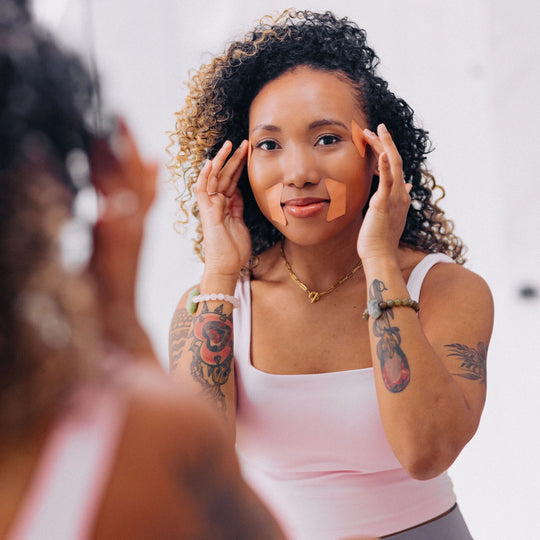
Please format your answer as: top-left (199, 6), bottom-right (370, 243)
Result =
top-left (351, 120), bottom-right (366, 158)
top-left (325, 178), bottom-right (346, 221)
top-left (265, 183), bottom-right (287, 225)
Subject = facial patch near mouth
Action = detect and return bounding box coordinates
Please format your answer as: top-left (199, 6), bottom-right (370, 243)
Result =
top-left (351, 120), bottom-right (366, 157)
top-left (265, 183), bottom-right (287, 225)
top-left (325, 178), bottom-right (346, 221)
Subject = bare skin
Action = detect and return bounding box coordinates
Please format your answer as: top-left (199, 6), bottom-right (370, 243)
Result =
top-left (170, 67), bottom-right (493, 486)
top-left (1, 120), bottom-right (284, 540)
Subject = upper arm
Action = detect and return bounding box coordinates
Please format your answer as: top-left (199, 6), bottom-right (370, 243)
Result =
top-left (168, 286), bottom-right (197, 372)
top-left (420, 263), bottom-right (494, 424)
top-left (170, 397), bottom-right (285, 539)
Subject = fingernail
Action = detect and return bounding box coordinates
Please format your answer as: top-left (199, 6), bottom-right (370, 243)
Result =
top-left (379, 124), bottom-right (388, 134)
top-left (363, 129), bottom-right (375, 137)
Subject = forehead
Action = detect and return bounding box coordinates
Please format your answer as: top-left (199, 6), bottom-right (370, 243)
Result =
top-left (249, 66), bottom-right (365, 126)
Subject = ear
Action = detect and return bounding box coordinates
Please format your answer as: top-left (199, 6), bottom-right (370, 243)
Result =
top-left (351, 120), bottom-right (366, 158)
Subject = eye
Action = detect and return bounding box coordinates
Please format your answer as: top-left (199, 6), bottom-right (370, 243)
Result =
top-left (257, 140), bottom-right (279, 151)
top-left (316, 134), bottom-right (340, 146)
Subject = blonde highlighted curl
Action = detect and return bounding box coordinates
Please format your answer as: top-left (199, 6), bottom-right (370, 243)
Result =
top-left (168, 9), bottom-right (466, 264)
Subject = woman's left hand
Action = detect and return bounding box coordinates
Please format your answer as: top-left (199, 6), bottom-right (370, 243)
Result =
top-left (89, 117), bottom-right (158, 358)
top-left (357, 124), bottom-right (412, 263)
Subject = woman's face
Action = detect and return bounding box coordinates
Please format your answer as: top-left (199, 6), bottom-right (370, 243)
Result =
top-left (248, 66), bottom-right (377, 246)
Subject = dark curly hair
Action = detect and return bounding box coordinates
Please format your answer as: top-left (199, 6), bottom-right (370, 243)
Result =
top-left (0, 3), bottom-right (101, 437)
top-left (169, 9), bottom-right (465, 263)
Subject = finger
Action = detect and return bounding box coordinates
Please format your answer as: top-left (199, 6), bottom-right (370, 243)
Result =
top-left (90, 139), bottom-right (118, 194)
top-left (195, 159), bottom-right (212, 196)
top-left (377, 152), bottom-right (393, 196)
top-left (114, 117), bottom-right (144, 170)
top-left (222, 140), bottom-right (249, 197)
top-left (207, 164), bottom-right (219, 195)
top-left (229, 189), bottom-right (245, 220)
top-left (210, 140), bottom-right (233, 176)
top-left (377, 124), bottom-right (404, 186)
top-left (362, 128), bottom-right (384, 158)
top-left (205, 140), bottom-right (234, 196)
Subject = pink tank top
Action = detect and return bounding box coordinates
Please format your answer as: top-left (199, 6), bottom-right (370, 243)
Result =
top-left (6, 381), bottom-right (127, 540)
top-left (234, 253), bottom-right (457, 539)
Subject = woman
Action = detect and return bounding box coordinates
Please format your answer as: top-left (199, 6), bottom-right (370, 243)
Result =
top-left (0, 5), bottom-right (284, 539)
top-left (169, 9), bottom-right (493, 540)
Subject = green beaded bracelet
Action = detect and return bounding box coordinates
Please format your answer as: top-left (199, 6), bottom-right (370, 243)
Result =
top-left (362, 297), bottom-right (420, 320)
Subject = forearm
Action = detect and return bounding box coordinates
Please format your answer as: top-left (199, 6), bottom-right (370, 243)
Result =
top-left (363, 256), bottom-right (474, 478)
top-left (170, 273), bottom-right (238, 436)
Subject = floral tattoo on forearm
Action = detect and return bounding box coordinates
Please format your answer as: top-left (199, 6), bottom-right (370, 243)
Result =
top-left (445, 342), bottom-right (487, 384)
top-left (369, 279), bottom-right (411, 393)
top-left (188, 303), bottom-right (233, 410)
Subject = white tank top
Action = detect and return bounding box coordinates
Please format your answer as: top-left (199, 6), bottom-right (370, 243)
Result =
top-left (234, 252), bottom-right (457, 539)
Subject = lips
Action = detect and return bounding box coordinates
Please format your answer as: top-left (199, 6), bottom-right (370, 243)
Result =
top-left (282, 197), bottom-right (329, 218)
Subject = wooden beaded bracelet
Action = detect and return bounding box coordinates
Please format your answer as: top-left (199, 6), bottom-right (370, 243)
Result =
top-left (362, 298), bottom-right (420, 320)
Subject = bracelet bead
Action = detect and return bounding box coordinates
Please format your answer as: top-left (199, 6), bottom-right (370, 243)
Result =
top-left (186, 287), bottom-right (240, 315)
top-left (362, 297), bottom-right (419, 320)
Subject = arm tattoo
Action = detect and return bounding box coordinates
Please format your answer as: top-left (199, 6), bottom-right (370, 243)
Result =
top-left (169, 307), bottom-right (192, 372)
top-left (369, 279), bottom-right (411, 393)
top-left (445, 342), bottom-right (487, 384)
top-left (188, 303), bottom-right (233, 411)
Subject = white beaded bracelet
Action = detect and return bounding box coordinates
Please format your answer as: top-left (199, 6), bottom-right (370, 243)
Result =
top-left (186, 288), bottom-right (239, 314)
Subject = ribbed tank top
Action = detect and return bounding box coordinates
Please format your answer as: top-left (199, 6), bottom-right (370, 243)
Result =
top-left (234, 252), bottom-right (457, 539)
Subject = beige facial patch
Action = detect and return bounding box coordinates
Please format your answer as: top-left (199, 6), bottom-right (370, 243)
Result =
top-left (264, 183), bottom-right (287, 225)
top-left (325, 178), bottom-right (347, 221)
top-left (351, 120), bottom-right (366, 157)
top-left (247, 139), bottom-right (253, 168)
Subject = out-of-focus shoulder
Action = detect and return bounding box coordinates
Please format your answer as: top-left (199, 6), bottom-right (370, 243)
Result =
top-left (120, 363), bottom-right (227, 444)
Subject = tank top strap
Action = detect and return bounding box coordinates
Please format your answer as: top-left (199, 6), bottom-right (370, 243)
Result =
top-left (233, 274), bottom-right (252, 370)
top-left (7, 383), bottom-right (127, 540)
top-left (406, 253), bottom-right (455, 302)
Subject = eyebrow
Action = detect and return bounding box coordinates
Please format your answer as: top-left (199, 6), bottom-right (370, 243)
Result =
top-left (251, 118), bottom-right (349, 134)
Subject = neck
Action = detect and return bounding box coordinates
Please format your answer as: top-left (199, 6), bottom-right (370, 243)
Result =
top-left (281, 234), bottom-right (362, 292)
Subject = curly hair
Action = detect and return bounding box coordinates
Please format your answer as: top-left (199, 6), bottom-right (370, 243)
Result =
top-left (169, 9), bottom-right (465, 264)
top-left (0, 5), bottom-right (101, 438)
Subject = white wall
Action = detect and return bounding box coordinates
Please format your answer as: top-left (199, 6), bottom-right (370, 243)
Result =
top-left (33, 1), bottom-right (540, 538)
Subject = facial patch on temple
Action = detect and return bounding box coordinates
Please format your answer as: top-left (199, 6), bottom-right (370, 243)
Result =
top-left (265, 183), bottom-right (287, 225)
top-left (247, 139), bottom-right (252, 168)
top-left (325, 178), bottom-right (347, 221)
top-left (351, 120), bottom-right (366, 158)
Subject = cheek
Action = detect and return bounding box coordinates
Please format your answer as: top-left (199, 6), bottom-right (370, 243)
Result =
top-left (248, 160), bottom-right (287, 225)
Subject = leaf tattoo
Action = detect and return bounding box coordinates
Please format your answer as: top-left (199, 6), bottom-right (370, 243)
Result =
top-left (445, 342), bottom-right (487, 384)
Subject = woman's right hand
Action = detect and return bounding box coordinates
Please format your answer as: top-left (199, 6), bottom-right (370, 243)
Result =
top-left (196, 140), bottom-right (251, 278)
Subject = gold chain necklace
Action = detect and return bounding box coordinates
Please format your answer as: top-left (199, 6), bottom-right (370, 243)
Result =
top-left (280, 241), bottom-right (363, 303)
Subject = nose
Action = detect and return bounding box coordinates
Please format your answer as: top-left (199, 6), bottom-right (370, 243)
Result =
top-left (282, 145), bottom-right (320, 188)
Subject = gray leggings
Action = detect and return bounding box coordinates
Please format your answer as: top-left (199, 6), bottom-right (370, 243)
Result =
top-left (384, 504), bottom-right (473, 539)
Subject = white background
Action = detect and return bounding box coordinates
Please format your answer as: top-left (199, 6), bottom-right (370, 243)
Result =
top-left (33, 1), bottom-right (540, 538)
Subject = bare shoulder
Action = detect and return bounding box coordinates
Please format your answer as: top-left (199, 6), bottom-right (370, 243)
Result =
top-left (418, 257), bottom-right (494, 342)
top-left (97, 366), bottom-right (284, 539)
top-left (421, 259), bottom-right (493, 305)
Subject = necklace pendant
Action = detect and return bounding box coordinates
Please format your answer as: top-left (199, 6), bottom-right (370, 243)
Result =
top-left (308, 291), bottom-right (320, 303)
